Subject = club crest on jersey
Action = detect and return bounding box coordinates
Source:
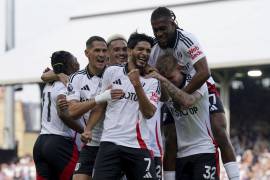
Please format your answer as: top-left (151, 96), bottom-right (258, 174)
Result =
top-left (67, 83), bottom-right (73, 92)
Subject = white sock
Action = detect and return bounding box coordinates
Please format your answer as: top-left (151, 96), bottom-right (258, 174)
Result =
top-left (224, 162), bottom-right (240, 180)
top-left (164, 171), bottom-right (175, 180)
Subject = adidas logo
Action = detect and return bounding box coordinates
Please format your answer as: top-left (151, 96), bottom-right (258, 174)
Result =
top-left (210, 105), bottom-right (218, 111)
top-left (113, 79), bottom-right (122, 85)
top-left (143, 172), bottom-right (152, 179)
top-left (81, 85), bottom-right (90, 91)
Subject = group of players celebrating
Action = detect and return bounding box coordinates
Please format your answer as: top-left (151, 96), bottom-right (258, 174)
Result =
top-left (33, 7), bottom-right (240, 180)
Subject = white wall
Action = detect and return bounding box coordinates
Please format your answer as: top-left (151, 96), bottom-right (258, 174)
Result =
top-left (0, 0), bottom-right (269, 84)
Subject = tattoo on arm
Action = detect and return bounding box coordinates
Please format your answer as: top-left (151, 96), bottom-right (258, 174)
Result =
top-left (161, 79), bottom-right (194, 107)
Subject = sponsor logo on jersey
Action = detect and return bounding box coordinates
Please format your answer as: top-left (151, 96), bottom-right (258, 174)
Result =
top-left (187, 46), bottom-right (202, 60)
top-left (169, 105), bottom-right (198, 117)
top-left (121, 92), bottom-right (138, 101)
top-left (150, 92), bottom-right (159, 103)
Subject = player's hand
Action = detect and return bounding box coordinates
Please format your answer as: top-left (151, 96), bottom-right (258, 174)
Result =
top-left (144, 64), bottom-right (158, 74)
top-left (57, 73), bottom-right (69, 86)
top-left (128, 69), bottom-right (141, 87)
top-left (57, 94), bottom-right (69, 111)
top-left (128, 57), bottom-right (137, 70)
top-left (81, 129), bottom-right (92, 143)
top-left (111, 89), bottom-right (124, 100)
top-left (145, 71), bottom-right (166, 81)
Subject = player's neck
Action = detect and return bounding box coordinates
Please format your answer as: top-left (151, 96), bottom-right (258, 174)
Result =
top-left (88, 64), bottom-right (103, 76)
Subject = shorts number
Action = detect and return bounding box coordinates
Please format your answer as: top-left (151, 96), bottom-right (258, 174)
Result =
top-left (203, 165), bottom-right (216, 180)
top-left (144, 158), bottom-right (151, 172)
top-left (156, 165), bottom-right (161, 179)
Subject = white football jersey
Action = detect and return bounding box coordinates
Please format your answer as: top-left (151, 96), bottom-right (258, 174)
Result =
top-left (100, 64), bottom-right (161, 149)
top-left (40, 82), bottom-right (75, 138)
top-left (67, 67), bottom-right (104, 146)
top-left (166, 78), bottom-right (216, 158)
top-left (147, 102), bottom-right (163, 157)
top-left (149, 28), bottom-right (206, 77)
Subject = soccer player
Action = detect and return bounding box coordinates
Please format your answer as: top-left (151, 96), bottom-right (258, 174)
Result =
top-left (33, 51), bottom-right (81, 180)
top-left (82, 32), bottom-right (160, 180)
top-left (41, 36), bottom-right (124, 180)
top-left (149, 7), bottom-right (239, 180)
top-left (107, 34), bottom-right (128, 65)
top-left (148, 53), bottom-right (219, 180)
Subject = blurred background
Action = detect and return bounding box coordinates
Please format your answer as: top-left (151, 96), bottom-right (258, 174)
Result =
top-left (0, 0), bottom-right (269, 179)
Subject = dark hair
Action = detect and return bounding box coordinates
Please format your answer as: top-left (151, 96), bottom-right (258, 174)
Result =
top-left (156, 51), bottom-right (178, 77)
top-left (51, 51), bottom-right (75, 74)
top-left (127, 32), bottom-right (154, 49)
top-left (151, 7), bottom-right (179, 27)
top-left (86, 36), bottom-right (106, 48)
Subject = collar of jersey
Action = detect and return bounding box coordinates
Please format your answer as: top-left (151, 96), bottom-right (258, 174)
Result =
top-left (167, 30), bottom-right (178, 49)
top-left (85, 65), bottom-right (105, 79)
top-left (123, 63), bottom-right (129, 75)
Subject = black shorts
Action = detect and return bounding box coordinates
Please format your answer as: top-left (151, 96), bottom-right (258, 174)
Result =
top-left (154, 157), bottom-right (162, 180)
top-left (33, 134), bottom-right (79, 180)
top-left (161, 104), bottom-right (175, 125)
top-left (176, 153), bottom-right (219, 180)
top-left (73, 145), bottom-right (99, 176)
top-left (93, 142), bottom-right (156, 180)
top-left (208, 93), bottom-right (225, 114)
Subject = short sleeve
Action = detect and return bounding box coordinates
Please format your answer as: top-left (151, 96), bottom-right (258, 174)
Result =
top-left (194, 83), bottom-right (208, 97)
top-left (101, 67), bottom-right (113, 92)
top-left (145, 79), bottom-right (161, 108)
top-left (180, 33), bottom-right (206, 65)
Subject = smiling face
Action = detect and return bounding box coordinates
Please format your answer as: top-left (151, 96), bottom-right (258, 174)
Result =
top-left (129, 41), bottom-right (152, 69)
top-left (85, 40), bottom-right (107, 71)
top-left (108, 39), bottom-right (128, 65)
top-left (151, 17), bottom-right (176, 48)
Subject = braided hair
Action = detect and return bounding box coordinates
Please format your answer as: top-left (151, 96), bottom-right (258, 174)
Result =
top-left (151, 7), bottom-right (179, 28)
top-left (51, 51), bottom-right (75, 74)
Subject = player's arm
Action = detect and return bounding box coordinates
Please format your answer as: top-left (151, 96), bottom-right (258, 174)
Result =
top-left (41, 70), bottom-right (69, 85)
top-left (56, 94), bottom-right (84, 133)
top-left (162, 77), bottom-right (201, 108)
top-left (147, 71), bottom-right (200, 108)
top-left (62, 88), bottom-right (121, 120)
top-left (128, 69), bottom-right (157, 119)
top-left (182, 57), bottom-right (210, 93)
top-left (80, 103), bottom-right (107, 143)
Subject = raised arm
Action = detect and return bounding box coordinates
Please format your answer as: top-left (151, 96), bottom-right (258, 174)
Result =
top-left (81, 103), bottom-right (107, 143)
top-left (183, 57), bottom-right (210, 94)
top-left (41, 70), bottom-right (69, 85)
top-left (128, 69), bottom-right (157, 119)
top-left (56, 94), bottom-right (84, 133)
top-left (147, 71), bottom-right (201, 108)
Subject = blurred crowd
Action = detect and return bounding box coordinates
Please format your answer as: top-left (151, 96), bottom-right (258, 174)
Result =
top-left (0, 126), bottom-right (270, 180)
top-left (0, 155), bottom-right (35, 180)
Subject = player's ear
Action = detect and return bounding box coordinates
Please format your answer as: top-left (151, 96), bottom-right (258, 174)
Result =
top-left (176, 63), bottom-right (184, 71)
top-left (127, 48), bottom-right (132, 57)
top-left (84, 49), bottom-right (88, 57)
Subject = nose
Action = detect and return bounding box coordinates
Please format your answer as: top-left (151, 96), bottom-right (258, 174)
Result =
top-left (156, 30), bottom-right (163, 38)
